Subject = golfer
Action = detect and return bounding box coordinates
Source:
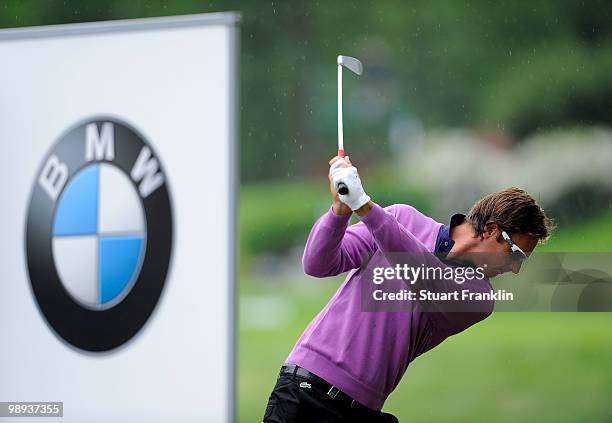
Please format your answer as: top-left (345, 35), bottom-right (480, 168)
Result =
top-left (262, 156), bottom-right (554, 422)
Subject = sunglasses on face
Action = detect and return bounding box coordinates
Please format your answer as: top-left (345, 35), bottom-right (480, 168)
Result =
top-left (501, 230), bottom-right (528, 262)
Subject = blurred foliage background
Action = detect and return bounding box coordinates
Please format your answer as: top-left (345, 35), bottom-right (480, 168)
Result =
top-left (2, 1), bottom-right (612, 422)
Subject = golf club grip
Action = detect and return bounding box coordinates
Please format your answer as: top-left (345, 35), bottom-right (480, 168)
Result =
top-left (337, 182), bottom-right (349, 195)
top-left (336, 149), bottom-right (349, 195)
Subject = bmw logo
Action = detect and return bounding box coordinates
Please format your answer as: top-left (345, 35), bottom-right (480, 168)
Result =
top-left (25, 118), bottom-right (173, 352)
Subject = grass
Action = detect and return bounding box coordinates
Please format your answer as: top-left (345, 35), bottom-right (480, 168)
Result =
top-left (238, 288), bottom-right (612, 422)
top-left (238, 210), bottom-right (612, 422)
top-left (539, 210), bottom-right (612, 252)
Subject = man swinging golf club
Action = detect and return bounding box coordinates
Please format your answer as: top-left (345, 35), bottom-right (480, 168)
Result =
top-left (262, 56), bottom-right (554, 423)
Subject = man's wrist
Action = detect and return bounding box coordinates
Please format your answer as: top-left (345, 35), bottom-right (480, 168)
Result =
top-left (355, 201), bottom-right (374, 217)
top-left (332, 202), bottom-right (352, 216)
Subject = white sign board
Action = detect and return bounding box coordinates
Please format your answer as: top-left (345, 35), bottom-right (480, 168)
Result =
top-left (0, 12), bottom-right (238, 422)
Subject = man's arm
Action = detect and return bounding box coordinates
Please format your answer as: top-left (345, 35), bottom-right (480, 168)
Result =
top-left (301, 208), bottom-right (375, 278)
top-left (302, 155), bottom-right (376, 278)
top-left (357, 202), bottom-right (494, 332)
top-left (328, 154), bottom-right (496, 336)
top-left (329, 158), bottom-right (494, 332)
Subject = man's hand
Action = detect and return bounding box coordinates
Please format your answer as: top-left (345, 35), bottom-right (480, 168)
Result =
top-left (328, 156), bottom-right (371, 213)
top-left (328, 156), bottom-right (352, 215)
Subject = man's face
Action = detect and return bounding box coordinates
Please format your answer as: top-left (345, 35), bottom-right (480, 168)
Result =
top-left (470, 224), bottom-right (538, 278)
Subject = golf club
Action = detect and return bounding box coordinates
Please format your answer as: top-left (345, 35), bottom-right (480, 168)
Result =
top-left (336, 55), bottom-right (363, 195)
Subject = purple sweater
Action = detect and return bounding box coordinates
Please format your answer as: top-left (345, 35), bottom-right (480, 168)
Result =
top-left (286, 203), bottom-right (494, 410)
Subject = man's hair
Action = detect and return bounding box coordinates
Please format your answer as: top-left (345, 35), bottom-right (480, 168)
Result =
top-left (466, 187), bottom-right (555, 242)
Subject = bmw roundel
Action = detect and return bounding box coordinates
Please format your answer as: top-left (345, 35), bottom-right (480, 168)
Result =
top-left (25, 118), bottom-right (173, 352)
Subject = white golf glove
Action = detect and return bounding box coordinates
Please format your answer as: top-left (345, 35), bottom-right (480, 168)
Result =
top-left (329, 159), bottom-right (371, 211)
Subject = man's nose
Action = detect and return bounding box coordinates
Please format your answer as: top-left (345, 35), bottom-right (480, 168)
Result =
top-left (510, 261), bottom-right (522, 274)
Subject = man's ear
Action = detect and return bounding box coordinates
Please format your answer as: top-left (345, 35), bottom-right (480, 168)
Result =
top-left (483, 222), bottom-right (499, 239)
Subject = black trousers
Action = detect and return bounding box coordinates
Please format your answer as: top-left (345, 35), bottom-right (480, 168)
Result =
top-left (262, 371), bottom-right (399, 422)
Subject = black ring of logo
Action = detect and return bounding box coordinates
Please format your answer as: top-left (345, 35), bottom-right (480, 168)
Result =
top-left (25, 118), bottom-right (173, 352)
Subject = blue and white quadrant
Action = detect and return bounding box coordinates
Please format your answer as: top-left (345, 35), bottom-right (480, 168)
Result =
top-left (52, 163), bottom-right (146, 309)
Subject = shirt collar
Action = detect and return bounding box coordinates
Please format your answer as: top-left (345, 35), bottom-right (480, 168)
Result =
top-left (435, 213), bottom-right (466, 256)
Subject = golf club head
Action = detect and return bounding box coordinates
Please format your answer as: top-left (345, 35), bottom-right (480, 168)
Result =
top-left (337, 55), bottom-right (363, 76)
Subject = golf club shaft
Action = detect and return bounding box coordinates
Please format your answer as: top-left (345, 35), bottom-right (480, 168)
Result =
top-left (338, 64), bottom-right (344, 156)
top-left (337, 64), bottom-right (349, 195)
